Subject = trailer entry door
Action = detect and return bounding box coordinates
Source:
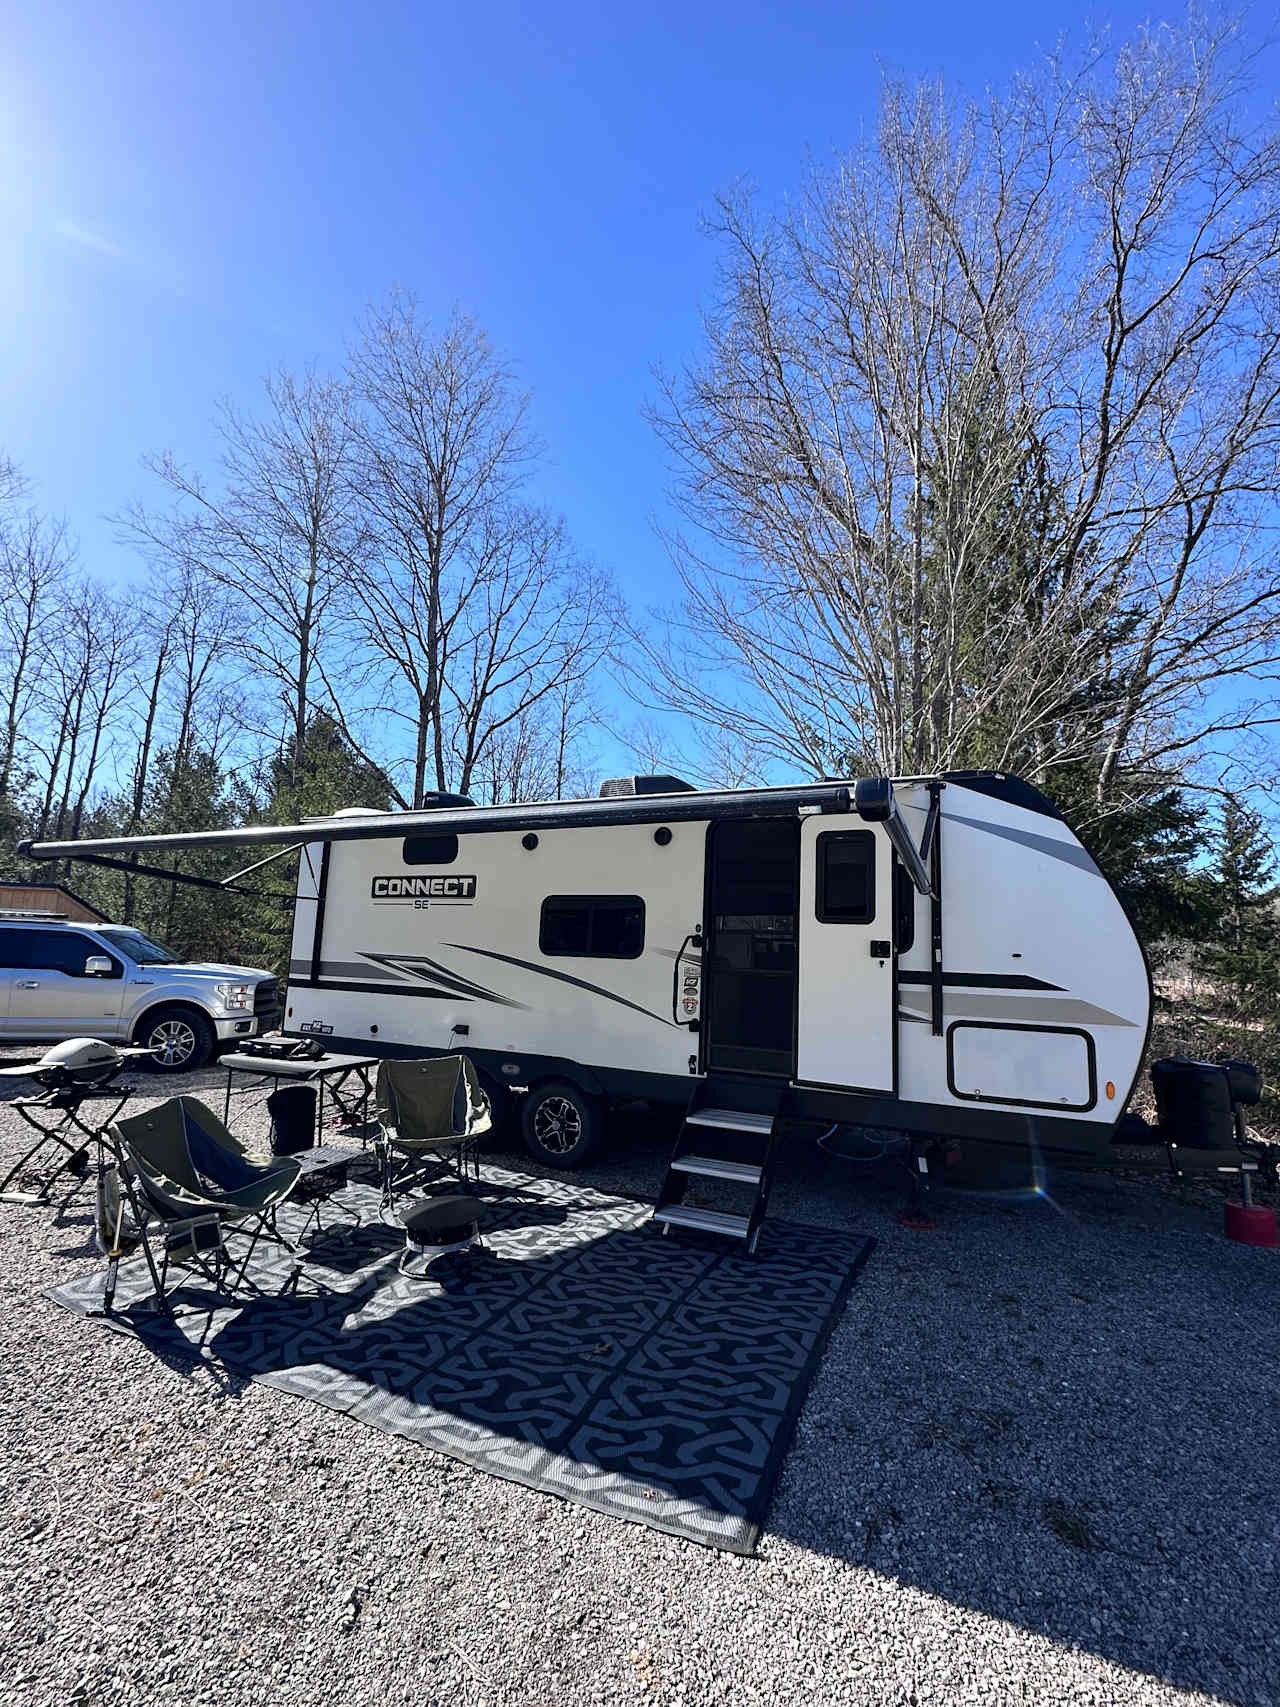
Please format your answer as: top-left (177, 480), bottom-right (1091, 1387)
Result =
top-left (797, 819), bottom-right (894, 1092)
top-left (703, 817), bottom-right (799, 1077)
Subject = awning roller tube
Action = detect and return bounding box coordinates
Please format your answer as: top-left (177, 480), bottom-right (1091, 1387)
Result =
top-left (852, 777), bottom-right (936, 897)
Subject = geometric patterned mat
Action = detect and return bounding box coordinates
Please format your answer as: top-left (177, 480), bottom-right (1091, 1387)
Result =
top-left (48, 1164), bottom-right (873, 1554)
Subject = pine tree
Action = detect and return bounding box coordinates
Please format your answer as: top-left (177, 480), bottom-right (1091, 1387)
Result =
top-left (1199, 799), bottom-right (1280, 1016)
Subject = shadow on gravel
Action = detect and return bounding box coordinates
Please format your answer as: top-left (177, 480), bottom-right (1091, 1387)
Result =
top-left (763, 1143), bottom-right (1280, 1707)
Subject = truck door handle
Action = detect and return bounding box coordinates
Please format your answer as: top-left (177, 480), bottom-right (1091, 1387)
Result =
top-left (869, 940), bottom-right (891, 959)
top-left (18, 979), bottom-right (39, 989)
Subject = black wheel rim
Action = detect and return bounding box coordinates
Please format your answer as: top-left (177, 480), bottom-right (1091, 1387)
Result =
top-left (532, 1096), bottom-right (583, 1156)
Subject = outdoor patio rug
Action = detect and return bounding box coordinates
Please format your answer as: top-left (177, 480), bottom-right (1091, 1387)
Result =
top-left (49, 1164), bottom-right (874, 1554)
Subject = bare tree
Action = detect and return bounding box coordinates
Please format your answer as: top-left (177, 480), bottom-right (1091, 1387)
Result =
top-left (641, 17), bottom-right (1280, 817)
top-left (0, 454), bottom-right (28, 517)
top-left (474, 679), bottom-right (603, 804)
top-left (29, 585), bottom-right (139, 850)
top-left (122, 368), bottom-right (363, 784)
top-left (120, 563), bottom-right (234, 919)
top-left (344, 295), bottom-right (616, 805)
top-left (0, 510), bottom-right (75, 802)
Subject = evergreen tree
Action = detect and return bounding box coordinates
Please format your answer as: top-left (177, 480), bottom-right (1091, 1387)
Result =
top-left (1198, 800), bottom-right (1280, 1016)
top-left (1040, 766), bottom-right (1219, 956)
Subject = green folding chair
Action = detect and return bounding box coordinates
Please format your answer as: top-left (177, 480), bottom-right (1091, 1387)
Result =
top-left (374, 1056), bottom-right (493, 1209)
top-left (105, 1096), bottom-right (304, 1315)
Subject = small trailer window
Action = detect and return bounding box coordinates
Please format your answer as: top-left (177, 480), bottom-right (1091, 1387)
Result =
top-left (403, 834), bottom-right (458, 865)
top-left (816, 831), bottom-right (876, 924)
top-left (540, 896), bottom-right (645, 959)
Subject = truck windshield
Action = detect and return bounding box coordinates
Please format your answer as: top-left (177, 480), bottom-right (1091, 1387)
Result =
top-left (99, 928), bottom-right (180, 965)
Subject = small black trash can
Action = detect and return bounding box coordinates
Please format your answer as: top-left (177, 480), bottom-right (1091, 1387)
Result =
top-left (267, 1085), bottom-right (319, 1155)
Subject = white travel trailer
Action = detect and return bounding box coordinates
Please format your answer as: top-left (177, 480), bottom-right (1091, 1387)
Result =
top-left (20, 771), bottom-right (1153, 1248)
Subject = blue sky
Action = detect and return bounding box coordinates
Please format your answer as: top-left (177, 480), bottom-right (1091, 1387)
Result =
top-left (0, 1), bottom-right (1165, 579)
top-left (1, 0), bottom-right (1271, 786)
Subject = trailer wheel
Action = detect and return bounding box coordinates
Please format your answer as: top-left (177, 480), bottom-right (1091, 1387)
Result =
top-left (521, 1080), bottom-right (602, 1169)
top-left (473, 1067), bottom-right (509, 1139)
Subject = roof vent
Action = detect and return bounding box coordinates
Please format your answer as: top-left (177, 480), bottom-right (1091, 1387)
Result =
top-left (598, 774), bottom-right (697, 798)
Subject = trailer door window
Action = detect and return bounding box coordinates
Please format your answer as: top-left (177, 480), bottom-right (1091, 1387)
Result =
top-left (403, 833), bottom-right (458, 865)
top-left (816, 831), bottom-right (876, 923)
top-left (540, 896), bottom-right (645, 959)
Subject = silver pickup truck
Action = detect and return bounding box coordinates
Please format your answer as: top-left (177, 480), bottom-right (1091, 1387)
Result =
top-left (0, 917), bottom-right (281, 1071)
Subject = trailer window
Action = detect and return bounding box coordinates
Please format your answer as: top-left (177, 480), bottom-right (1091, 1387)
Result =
top-left (403, 833), bottom-right (458, 865)
top-left (816, 831), bottom-right (876, 924)
top-left (539, 896), bottom-right (645, 959)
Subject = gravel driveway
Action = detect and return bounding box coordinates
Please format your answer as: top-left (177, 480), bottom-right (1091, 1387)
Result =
top-left (1, 1057), bottom-right (1277, 1707)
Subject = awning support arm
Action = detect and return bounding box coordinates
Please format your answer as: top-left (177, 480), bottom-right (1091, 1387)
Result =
top-left (224, 842), bottom-right (306, 886)
top-left (59, 850), bottom-right (294, 904)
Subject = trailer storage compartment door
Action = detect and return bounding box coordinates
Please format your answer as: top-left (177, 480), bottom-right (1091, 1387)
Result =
top-left (796, 819), bottom-right (894, 1093)
top-left (947, 1022), bottom-right (1096, 1111)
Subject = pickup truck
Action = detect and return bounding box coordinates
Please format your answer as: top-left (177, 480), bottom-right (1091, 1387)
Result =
top-left (0, 916), bottom-right (281, 1070)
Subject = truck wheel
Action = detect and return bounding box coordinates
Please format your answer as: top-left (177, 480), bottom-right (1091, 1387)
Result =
top-left (521, 1080), bottom-right (602, 1169)
top-left (137, 1005), bottom-right (216, 1073)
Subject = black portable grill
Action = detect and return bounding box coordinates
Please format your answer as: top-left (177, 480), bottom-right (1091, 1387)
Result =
top-left (0, 1039), bottom-right (152, 1206)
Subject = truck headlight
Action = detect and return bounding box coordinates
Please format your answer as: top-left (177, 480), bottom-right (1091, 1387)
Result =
top-left (214, 982), bottom-right (254, 1011)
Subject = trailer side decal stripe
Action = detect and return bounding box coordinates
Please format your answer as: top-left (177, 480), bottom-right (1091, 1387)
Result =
top-left (446, 943), bottom-right (678, 1027)
top-left (290, 959), bottom-right (403, 982)
top-left (897, 991), bottom-right (1137, 1027)
top-left (943, 812), bottom-right (1102, 877)
top-left (898, 971), bottom-right (1064, 991)
top-left (362, 952), bottom-right (529, 1010)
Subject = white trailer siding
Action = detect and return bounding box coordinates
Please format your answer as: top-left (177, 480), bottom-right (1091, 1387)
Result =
top-left (894, 784), bottom-right (1149, 1125)
top-left (276, 775), bottom-right (1150, 1154)
top-left (285, 820), bottom-right (706, 1084)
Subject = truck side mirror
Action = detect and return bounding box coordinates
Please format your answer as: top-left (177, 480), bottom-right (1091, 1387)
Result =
top-left (84, 955), bottom-right (115, 978)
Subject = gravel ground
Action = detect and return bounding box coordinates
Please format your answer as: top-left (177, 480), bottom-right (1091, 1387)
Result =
top-left (1, 1056), bottom-right (1278, 1707)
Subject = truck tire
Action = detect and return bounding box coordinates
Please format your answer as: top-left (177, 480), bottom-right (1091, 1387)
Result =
top-left (521, 1080), bottom-right (602, 1169)
top-left (136, 1005), bottom-right (216, 1073)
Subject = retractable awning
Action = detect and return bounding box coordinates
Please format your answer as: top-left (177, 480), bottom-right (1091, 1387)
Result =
top-left (18, 776), bottom-right (938, 897)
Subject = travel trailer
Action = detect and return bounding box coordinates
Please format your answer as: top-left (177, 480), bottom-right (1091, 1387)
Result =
top-left (19, 771), bottom-right (1155, 1245)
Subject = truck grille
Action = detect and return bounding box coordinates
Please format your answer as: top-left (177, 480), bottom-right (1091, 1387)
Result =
top-left (254, 979), bottom-right (281, 1016)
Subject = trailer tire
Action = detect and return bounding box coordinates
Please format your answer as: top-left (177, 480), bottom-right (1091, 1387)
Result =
top-left (473, 1067), bottom-right (509, 1139)
top-left (521, 1080), bottom-right (602, 1169)
top-left (135, 1004), bottom-right (216, 1073)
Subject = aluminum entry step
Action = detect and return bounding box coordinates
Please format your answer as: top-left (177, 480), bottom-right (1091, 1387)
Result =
top-left (669, 1154), bottom-right (763, 1185)
top-left (686, 1107), bottom-right (774, 1136)
top-left (651, 1204), bottom-right (751, 1239)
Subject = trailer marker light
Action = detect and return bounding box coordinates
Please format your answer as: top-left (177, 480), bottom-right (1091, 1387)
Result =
top-left (1106, 1081), bottom-right (1115, 1099)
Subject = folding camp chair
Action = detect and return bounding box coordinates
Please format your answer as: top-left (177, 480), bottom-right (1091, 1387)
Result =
top-left (105, 1097), bottom-right (304, 1316)
top-left (374, 1056), bottom-right (493, 1209)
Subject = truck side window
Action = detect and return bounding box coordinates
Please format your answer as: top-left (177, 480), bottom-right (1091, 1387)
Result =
top-left (0, 928), bottom-right (34, 969)
top-left (403, 834), bottom-right (458, 865)
top-left (25, 930), bottom-right (120, 977)
top-left (816, 832), bottom-right (876, 924)
top-left (540, 896), bottom-right (645, 959)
